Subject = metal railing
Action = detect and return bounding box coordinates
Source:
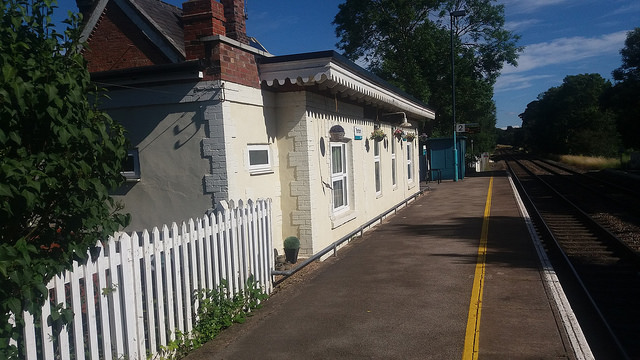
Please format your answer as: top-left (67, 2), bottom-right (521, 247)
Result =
top-left (272, 190), bottom-right (425, 284)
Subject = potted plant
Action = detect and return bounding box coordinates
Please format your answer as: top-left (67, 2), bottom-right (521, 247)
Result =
top-left (283, 236), bottom-right (300, 264)
top-left (369, 128), bottom-right (387, 142)
top-left (405, 132), bottom-right (416, 142)
top-left (393, 128), bottom-right (404, 140)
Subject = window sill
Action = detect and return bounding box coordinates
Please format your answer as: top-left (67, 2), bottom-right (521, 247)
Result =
top-left (249, 170), bottom-right (274, 176)
top-left (331, 210), bottom-right (357, 229)
top-left (123, 176), bottom-right (141, 183)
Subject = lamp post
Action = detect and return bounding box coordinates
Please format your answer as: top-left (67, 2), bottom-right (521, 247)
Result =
top-left (450, 9), bottom-right (465, 182)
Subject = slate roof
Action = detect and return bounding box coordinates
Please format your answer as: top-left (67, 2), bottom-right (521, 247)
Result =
top-left (129, 0), bottom-right (184, 57)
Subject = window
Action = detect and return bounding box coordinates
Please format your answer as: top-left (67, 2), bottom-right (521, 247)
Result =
top-left (247, 144), bottom-right (272, 174)
top-left (406, 143), bottom-right (414, 182)
top-left (331, 143), bottom-right (348, 213)
top-left (121, 149), bottom-right (140, 181)
top-left (391, 135), bottom-right (397, 187)
top-left (374, 140), bottom-right (381, 195)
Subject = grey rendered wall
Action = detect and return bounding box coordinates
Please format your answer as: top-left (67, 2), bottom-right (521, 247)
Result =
top-left (102, 81), bottom-right (226, 231)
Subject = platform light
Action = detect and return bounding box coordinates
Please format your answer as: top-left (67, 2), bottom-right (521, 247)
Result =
top-left (450, 9), bottom-right (466, 182)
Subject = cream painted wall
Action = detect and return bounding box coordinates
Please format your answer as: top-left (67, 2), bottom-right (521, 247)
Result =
top-left (308, 113), bottom-right (421, 253)
top-left (221, 82), bottom-right (283, 248)
top-left (271, 92), bottom-right (312, 254)
top-left (272, 90), bottom-right (422, 256)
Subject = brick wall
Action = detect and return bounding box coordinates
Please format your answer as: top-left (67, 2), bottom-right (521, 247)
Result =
top-left (202, 104), bottom-right (229, 202)
top-left (84, 4), bottom-right (170, 72)
top-left (207, 42), bottom-right (259, 88)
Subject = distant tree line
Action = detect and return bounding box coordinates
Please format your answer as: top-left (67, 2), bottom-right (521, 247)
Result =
top-left (333, 0), bottom-right (522, 157)
top-left (505, 28), bottom-right (640, 157)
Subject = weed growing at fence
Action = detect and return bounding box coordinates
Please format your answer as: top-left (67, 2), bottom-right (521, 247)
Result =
top-left (155, 277), bottom-right (268, 359)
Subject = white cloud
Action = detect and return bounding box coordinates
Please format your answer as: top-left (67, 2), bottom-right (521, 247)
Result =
top-left (495, 74), bottom-right (554, 92)
top-left (502, 30), bottom-right (628, 75)
top-left (500, 0), bottom-right (573, 14)
top-left (606, 2), bottom-right (640, 17)
top-left (504, 19), bottom-right (541, 32)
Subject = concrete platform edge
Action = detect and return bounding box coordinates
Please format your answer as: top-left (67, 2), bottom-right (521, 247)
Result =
top-left (506, 171), bottom-right (594, 360)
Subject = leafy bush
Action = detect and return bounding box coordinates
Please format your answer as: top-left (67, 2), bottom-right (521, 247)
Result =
top-left (0, 1), bottom-right (129, 357)
top-left (284, 236), bottom-right (300, 249)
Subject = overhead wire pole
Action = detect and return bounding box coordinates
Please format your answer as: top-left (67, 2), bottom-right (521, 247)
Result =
top-left (450, 9), bottom-right (466, 182)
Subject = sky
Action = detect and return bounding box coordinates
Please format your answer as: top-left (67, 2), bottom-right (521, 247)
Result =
top-left (53, 0), bottom-right (640, 129)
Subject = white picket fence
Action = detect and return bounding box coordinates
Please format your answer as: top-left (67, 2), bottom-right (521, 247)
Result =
top-left (17, 198), bottom-right (274, 360)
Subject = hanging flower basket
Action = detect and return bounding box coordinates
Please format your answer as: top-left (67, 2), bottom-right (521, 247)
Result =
top-left (369, 128), bottom-right (387, 142)
top-left (405, 132), bottom-right (416, 142)
top-left (393, 129), bottom-right (404, 140)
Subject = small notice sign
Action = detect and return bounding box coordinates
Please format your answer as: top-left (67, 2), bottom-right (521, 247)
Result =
top-left (354, 126), bottom-right (363, 140)
top-left (456, 123), bottom-right (466, 133)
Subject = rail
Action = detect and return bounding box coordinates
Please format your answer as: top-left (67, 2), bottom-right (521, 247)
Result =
top-left (272, 189), bottom-right (425, 284)
top-left (506, 159), bottom-right (631, 359)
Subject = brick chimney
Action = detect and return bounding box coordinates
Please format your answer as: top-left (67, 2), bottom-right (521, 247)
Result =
top-left (221, 0), bottom-right (248, 44)
top-left (182, 0), bottom-right (226, 61)
top-left (182, 0), bottom-right (259, 88)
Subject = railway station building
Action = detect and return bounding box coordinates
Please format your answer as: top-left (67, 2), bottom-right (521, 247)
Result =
top-left (77, 0), bottom-right (436, 257)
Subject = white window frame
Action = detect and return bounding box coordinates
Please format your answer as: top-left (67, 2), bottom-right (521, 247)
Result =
top-left (407, 143), bottom-right (414, 182)
top-left (247, 144), bottom-right (272, 174)
top-left (331, 142), bottom-right (349, 214)
top-left (121, 149), bottom-right (140, 182)
top-left (374, 139), bottom-right (382, 196)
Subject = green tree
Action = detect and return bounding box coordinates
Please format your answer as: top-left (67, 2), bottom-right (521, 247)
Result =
top-left (0, 1), bottom-right (129, 357)
top-left (603, 27), bottom-right (640, 150)
top-left (333, 0), bottom-right (521, 153)
top-left (612, 27), bottom-right (640, 83)
top-left (521, 74), bottom-right (620, 156)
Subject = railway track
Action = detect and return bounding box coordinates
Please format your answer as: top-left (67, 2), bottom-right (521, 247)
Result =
top-left (504, 154), bottom-right (640, 359)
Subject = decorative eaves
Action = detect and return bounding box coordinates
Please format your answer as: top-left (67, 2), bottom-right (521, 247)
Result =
top-left (258, 52), bottom-right (435, 120)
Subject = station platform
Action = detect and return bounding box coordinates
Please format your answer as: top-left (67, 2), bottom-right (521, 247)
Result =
top-left (186, 168), bottom-right (586, 359)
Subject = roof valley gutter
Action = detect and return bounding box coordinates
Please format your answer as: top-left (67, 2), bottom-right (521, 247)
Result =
top-left (271, 189), bottom-right (425, 285)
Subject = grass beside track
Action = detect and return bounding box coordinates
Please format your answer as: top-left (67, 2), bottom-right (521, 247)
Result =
top-left (553, 154), bottom-right (621, 170)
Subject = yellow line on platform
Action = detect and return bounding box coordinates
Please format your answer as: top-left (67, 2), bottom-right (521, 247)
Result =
top-left (462, 176), bottom-right (493, 360)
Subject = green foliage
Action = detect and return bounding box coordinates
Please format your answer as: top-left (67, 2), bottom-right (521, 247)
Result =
top-left (155, 277), bottom-right (268, 360)
top-left (603, 27), bottom-right (640, 150)
top-left (0, 1), bottom-right (129, 357)
top-left (612, 28), bottom-right (640, 83)
top-left (496, 126), bottom-right (525, 148)
top-left (521, 74), bottom-right (621, 157)
top-left (283, 236), bottom-right (300, 249)
top-left (333, 0), bottom-right (521, 149)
